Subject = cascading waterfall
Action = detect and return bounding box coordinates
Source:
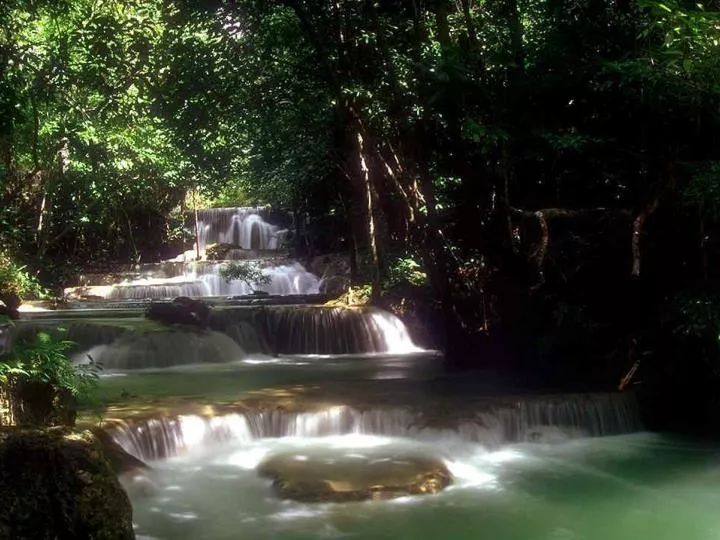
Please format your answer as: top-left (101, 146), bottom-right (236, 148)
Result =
top-left (12, 303), bottom-right (426, 370)
top-left (73, 330), bottom-right (247, 370)
top-left (219, 306), bottom-right (423, 355)
top-left (65, 208), bottom-right (321, 300)
top-left (105, 262), bottom-right (319, 300)
top-left (195, 207), bottom-right (289, 251)
top-left (107, 392), bottom-right (642, 461)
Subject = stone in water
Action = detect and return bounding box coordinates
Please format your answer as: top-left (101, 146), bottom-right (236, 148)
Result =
top-left (257, 448), bottom-right (453, 503)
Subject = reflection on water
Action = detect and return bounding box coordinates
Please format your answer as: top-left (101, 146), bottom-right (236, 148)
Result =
top-left (130, 433), bottom-right (720, 540)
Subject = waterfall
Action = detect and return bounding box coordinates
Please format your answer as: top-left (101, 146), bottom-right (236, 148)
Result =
top-left (12, 304), bottom-right (425, 369)
top-left (225, 306), bottom-right (423, 355)
top-left (72, 330), bottom-right (247, 370)
top-left (107, 393), bottom-right (642, 461)
top-left (64, 208), bottom-right (322, 300)
top-left (102, 262), bottom-right (320, 300)
top-left (195, 207), bottom-right (288, 251)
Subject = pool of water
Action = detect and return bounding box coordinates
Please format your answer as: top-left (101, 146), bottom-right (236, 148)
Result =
top-left (129, 432), bottom-right (720, 540)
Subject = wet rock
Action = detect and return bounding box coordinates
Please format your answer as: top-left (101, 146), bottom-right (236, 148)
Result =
top-left (206, 243), bottom-right (243, 261)
top-left (319, 274), bottom-right (351, 296)
top-left (146, 296), bottom-right (211, 328)
top-left (309, 254), bottom-right (351, 295)
top-left (92, 428), bottom-right (158, 498)
top-left (0, 428), bottom-right (135, 539)
top-left (258, 449), bottom-right (453, 502)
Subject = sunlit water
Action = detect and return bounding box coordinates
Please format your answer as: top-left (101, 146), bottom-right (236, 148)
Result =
top-left (130, 433), bottom-right (720, 540)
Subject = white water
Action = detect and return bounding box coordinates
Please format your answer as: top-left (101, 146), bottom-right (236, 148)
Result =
top-left (195, 207), bottom-right (289, 251)
top-left (105, 262), bottom-right (320, 300)
top-left (109, 394), bottom-right (641, 461)
top-left (66, 208), bottom-right (321, 299)
top-left (129, 432), bottom-right (720, 540)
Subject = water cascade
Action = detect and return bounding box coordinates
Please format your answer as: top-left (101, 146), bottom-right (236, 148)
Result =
top-left (74, 330), bottom-right (246, 370)
top-left (104, 262), bottom-right (319, 300)
top-left (195, 207), bottom-right (289, 251)
top-left (65, 208), bottom-right (320, 300)
top-left (12, 303), bottom-right (428, 370)
top-left (107, 393), bottom-right (642, 461)
top-left (215, 306), bottom-right (422, 355)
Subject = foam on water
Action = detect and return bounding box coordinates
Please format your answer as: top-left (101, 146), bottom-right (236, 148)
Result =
top-left (128, 432), bottom-right (720, 540)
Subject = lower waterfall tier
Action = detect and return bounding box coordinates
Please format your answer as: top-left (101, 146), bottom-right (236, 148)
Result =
top-left (106, 392), bottom-right (642, 461)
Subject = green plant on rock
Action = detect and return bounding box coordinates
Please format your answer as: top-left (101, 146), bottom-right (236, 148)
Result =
top-left (0, 329), bottom-right (101, 398)
top-left (0, 328), bottom-right (102, 426)
top-left (219, 261), bottom-right (271, 287)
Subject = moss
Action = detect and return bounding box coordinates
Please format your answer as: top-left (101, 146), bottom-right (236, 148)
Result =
top-left (0, 427), bottom-right (135, 540)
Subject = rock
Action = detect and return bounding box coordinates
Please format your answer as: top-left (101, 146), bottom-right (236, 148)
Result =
top-left (92, 428), bottom-right (158, 499)
top-left (258, 448), bottom-right (453, 502)
top-left (309, 253), bottom-right (351, 295)
top-left (206, 243), bottom-right (243, 260)
top-left (0, 428), bottom-right (135, 539)
top-left (319, 274), bottom-right (351, 295)
top-left (0, 298), bottom-right (20, 320)
top-left (2, 380), bottom-right (77, 427)
top-left (145, 296), bottom-right (211, 328)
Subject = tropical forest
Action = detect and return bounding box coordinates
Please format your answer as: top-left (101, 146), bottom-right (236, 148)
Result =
top-left (1, 0), bottom-right (720, 538)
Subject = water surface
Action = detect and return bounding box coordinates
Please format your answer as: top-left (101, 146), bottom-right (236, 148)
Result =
top-left (131, 433), bottom-right (720, 540)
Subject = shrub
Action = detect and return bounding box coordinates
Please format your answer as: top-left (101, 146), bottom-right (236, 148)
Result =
top-left (0, 328), bottom-right (101, 426)
top-left (219, 261), bottom-right (271, 287)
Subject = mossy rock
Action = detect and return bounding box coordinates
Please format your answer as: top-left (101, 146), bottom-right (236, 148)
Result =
top-left (206, 243), bottom-right (242, 260)
top-left (0, 428), bottom-right (135, 539)
top-left (258, 448), bottom-right (453, 503)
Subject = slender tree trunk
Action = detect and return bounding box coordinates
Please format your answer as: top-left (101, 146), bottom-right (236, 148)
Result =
top-left (355, 130), bottom-right (381, 294)
top-left (192, 188), bottom-right (201, 261)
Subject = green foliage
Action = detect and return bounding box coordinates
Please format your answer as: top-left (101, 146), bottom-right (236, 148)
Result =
top-left (684, 162), bottom-right (720, 221)
top-left (0, 329), bottom-right (101, 398)
top-left (0, 252), bottom-right (47, 301)
top-left (386, 255), bottom-right (428, 288)
top-left (219, 261), bottom-right (271, 287)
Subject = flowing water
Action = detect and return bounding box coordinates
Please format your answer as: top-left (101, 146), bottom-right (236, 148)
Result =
top-left (127, 432), bottom-right (720, 540)
top-left (195, 207), bottom-right (289, 251)
top-left (37, 204), bottom-right (720, 539)
top-left (65, 208), bottom-right (320, 300)
top-left (14, 305), bottom-right (430, 369)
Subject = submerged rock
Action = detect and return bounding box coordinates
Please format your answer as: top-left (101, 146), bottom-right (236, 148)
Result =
top-left (0, 428), bottom-right (135, 539)
top-left (257, 449), bottom-right (453, 502)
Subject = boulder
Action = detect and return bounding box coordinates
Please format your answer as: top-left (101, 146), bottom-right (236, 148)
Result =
top-left (146, 296), bottom-right (211, 328)
top-left (258, 449), bottom-right (453, 503)
top-left (0, 428), bottom-right (135, 539)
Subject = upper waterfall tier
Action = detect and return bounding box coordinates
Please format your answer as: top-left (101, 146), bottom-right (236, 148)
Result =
top-left (195, 207), bottom-right (289, 251)
top-left (65, 261), bottom-right (320, 300)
